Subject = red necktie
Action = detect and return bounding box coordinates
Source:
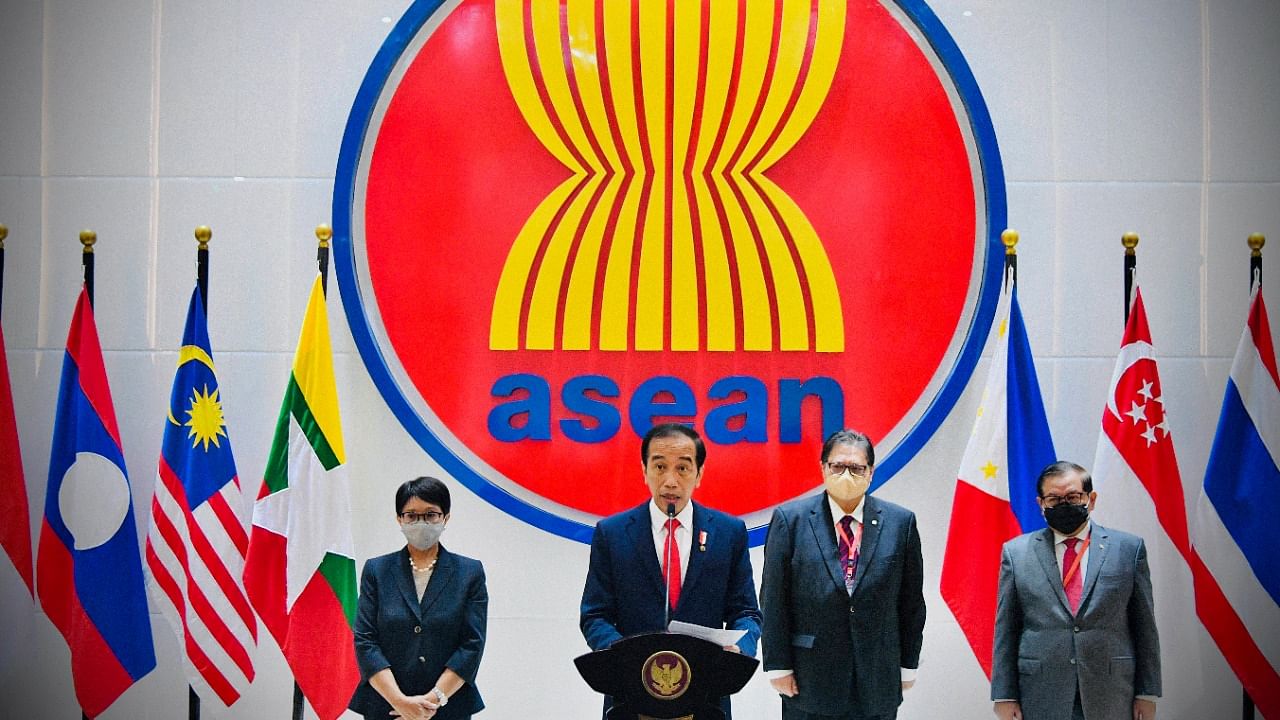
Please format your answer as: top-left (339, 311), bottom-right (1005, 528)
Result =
top-left (663, 518), bottom-right (682, 610)
top-left (1062, 537), bottom-right (1083, 613)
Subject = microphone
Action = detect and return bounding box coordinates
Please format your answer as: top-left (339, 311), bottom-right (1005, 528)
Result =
top-left (664, 503), bottom-right (676, 629)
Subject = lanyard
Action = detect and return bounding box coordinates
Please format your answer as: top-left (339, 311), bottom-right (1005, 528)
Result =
top-left (1062, 536), bottom-right (1091, 587)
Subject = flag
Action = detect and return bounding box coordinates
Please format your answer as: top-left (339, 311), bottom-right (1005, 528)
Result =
top-left (1092, 286), bottom-right (1252, 709)
top-left (145, 286), bottom-right (257, 706)
top-left (941, 281), bottom-right (1055, 677)
top-left (36, 287), bottom-right (155, 717)
top-left (1193, 288), bottom-right (1280, 716)
top-left (0, 317), bottom-right (34, 595)
top-left (243, 274), bottom-right (358, 720)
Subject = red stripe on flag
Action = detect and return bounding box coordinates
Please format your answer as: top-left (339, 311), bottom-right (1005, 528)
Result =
top-left (1248, 291), bottom-right (1279, 387)
top-left (1190, 552), bottom-right (1280, 716)
top-left (37, 520), bottom-right (136, 717)
top-left (207, 482), bottom-right (249, 556)
top-left (283, 568), bottom-right (361, 720)
top-left (63, 289), bottom-right (121, 448)
top-left (151, 463), bottom-right (255, 679)
top-left (0, 323), bottom-right (33, 595)
top-left (940, 481), bottom-right (1023, 678)
top-left (243, 525), bottom-right (289, 648)
top-left (145, 542), bottom-right (240, 705)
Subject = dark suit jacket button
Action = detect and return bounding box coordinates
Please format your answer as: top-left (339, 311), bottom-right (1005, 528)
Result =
top-left (1073, 626), bottom-right (1080, 633)
top-left (849, 607), bottom-right (855, 614)
top-left (419, 656), bottom-right (426, 663)
top-left (1069, 658), bottom-right (1076, 665)
top-left (415, 625), bottom-right (422, 634)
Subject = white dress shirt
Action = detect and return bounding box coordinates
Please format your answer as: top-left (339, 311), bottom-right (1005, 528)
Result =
top-left (649, 501), bottom-right (692, 587)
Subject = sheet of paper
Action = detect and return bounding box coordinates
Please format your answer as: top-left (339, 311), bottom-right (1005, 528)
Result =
top-left (667, 620), bottom-right (747, 647)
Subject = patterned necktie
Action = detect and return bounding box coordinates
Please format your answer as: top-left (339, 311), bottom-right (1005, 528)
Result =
top-left (837, 515), bottom-right (860, 594)
top-left (1062, 537), bottom-right (1083, 612)
top-left (663, 518), bottom-right (682, 610)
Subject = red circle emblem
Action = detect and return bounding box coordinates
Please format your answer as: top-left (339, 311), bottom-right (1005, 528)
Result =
top-left (334, 0), bottom-right (1005, 542)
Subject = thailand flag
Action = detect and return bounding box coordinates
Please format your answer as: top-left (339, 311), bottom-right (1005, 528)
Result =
top-left (36, 288), bottom-right (155, 717)
top-left (941, 281), bottom-right (1055, 677)
top-left (1193, 287), bottom-right (1280, 717)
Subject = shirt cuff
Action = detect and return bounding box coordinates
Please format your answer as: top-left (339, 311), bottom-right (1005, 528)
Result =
top-left (765, 669), bottom-right (793, 680)
top-left (1136, 696), bottom-right (1158, 702)
top-left (900, 667), bottom-right (917, 682)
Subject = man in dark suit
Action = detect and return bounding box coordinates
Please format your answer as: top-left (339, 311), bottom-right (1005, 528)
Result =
top-left (580, 422), bottom-right (762, 717)
top-left (760, 429), bottom-right (925, 720)
top-left (991, 461), bottom-right (1160, 720)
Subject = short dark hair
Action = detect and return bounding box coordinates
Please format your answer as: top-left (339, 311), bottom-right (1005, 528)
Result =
top-left (1036, 461), bottom-right (1093, 496)
top-left (640, 423), bottom-right (706, 469)
top-left (820, 429), bottom-right (875, 466)
top-left (395, 476), bottom-right (451, 515)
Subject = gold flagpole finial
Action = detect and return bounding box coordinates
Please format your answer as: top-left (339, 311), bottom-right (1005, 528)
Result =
top-left (1121, 232), bottom-right (1139, 255)
top-left (1001, 229), bottom-right (1019, 255)
top-left (194, 225), bottom-right (212, 250)
top-left (1248, 232), bottom-right (1265, 257)
top-left (315, 223), bottom-right (332, 249)
top-left (0, 223), bottom-right (8, 249)
top-left (80, 229), bottom-right (97, 253)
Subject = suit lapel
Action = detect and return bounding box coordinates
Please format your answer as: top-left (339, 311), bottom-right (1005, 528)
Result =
top-left (1032, 528), bottom-right (1072, 612)
top-left (626, 503), bottom-right (665, 599)
top-left (1078, 524), bottom-right (1110, 611)
top-left (394, 548), bottom-right (425, 622)
top-left (680, 503), bottom-right (708, 606)
top-left (850, 496), bottom-right (882, 594)
top-left (419, 546), bottom-right (455, 616)
top-left (805, 494), bottom-right (845, 593)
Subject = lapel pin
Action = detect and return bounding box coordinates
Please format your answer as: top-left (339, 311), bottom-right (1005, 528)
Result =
top-left (871, 519), bottom-right (878, 526)
top-left (699, 530), bottom-right (707, 551)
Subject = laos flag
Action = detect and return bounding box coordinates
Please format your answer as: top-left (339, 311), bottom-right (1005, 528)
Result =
top-left (36, 288), bottom-right (155, 717)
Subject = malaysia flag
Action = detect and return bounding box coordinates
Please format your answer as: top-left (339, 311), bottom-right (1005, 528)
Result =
top-left (941, 281), bottom-right (1055, 677)
top-left (36, 288), bottom-right (155, 717)
top-left (1193, 287), bottom-right (1280, 716)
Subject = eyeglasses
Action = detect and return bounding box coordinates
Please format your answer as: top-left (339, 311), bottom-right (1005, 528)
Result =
top-left (1039, 492), bottom-right (1088, 508)
top-left (399, 511), bottom-right (445, 524)
top-left (825, 462), bottom-right (870, 478)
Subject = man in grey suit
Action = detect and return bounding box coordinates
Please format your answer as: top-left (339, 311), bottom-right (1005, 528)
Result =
top-left (991, 461), bottom-right (1160, 720)
top-left (760, 429), bottom-right (925, 720)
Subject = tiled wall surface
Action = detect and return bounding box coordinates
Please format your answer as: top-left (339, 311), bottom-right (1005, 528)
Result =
top-left (1, 1), bottom-right (1277, 718)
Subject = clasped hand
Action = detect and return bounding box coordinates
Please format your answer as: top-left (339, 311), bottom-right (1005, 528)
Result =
top-left (389, 693), bottom-right (439, 720)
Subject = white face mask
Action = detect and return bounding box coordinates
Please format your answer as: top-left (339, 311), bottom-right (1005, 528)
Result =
top-left (824, 469), bottom-right (870, 504)
top-left (400, 520), bottom-right (445, 550)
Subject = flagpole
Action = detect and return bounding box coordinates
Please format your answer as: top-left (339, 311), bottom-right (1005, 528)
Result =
top-left (0, 224), bottom-right (8, 316)
top-left (80, 230), bottom-right (96, 307)
top-left (195, 225), bottom-right (211, 315)
top-left (316, 223), bottom-right (331, 296)
top-left (1248, 232), bottom-right (1264, 293)
top-left (1001, 228), bottom-right (1018, 288)
top-left (77, 228), bottom-right (94, 720)
top-left (188, 226), bottom-right (212, 720)
top-left (1243, 231), bottom-right (1263, 720)
top-left (1121, 231), bottom-right (1139, 322)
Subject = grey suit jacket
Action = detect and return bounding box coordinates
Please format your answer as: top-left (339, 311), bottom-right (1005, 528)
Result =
top-left (991, 524), bottom-right (1160, 720)
top-left (760, 493), bottom-right (926, 716)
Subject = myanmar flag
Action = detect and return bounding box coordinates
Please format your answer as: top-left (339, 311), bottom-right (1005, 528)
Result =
top-left (242, 275), bottom-right (358, 720)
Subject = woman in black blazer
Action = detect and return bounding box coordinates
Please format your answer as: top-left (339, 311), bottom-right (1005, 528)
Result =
top-left (349, 477), bottom-right (488, 720)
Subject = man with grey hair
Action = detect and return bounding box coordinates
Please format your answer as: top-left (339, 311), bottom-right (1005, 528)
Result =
top-left (990, 460), bottom-right (1160, 720)
top-left (760, 429), bottom-right (925, 719)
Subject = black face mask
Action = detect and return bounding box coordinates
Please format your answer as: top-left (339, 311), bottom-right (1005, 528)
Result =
top-left (1043, 502), bottom-right (1089, 534)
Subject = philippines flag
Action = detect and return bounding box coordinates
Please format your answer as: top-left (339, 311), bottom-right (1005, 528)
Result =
top-left (941, 281), bottom-right (1055, 677)
top-left (36, 287), bottom-right (155, 717)
top-left (1193, 287), bottom-right (1280, 717)
top-left (145, 286), bottom-right (257, 706)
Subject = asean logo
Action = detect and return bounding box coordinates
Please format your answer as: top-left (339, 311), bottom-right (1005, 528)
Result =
top-left (642, 651), bottom-right (692, 701)
top-left (334, 0), bottom-right (1005, 543)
